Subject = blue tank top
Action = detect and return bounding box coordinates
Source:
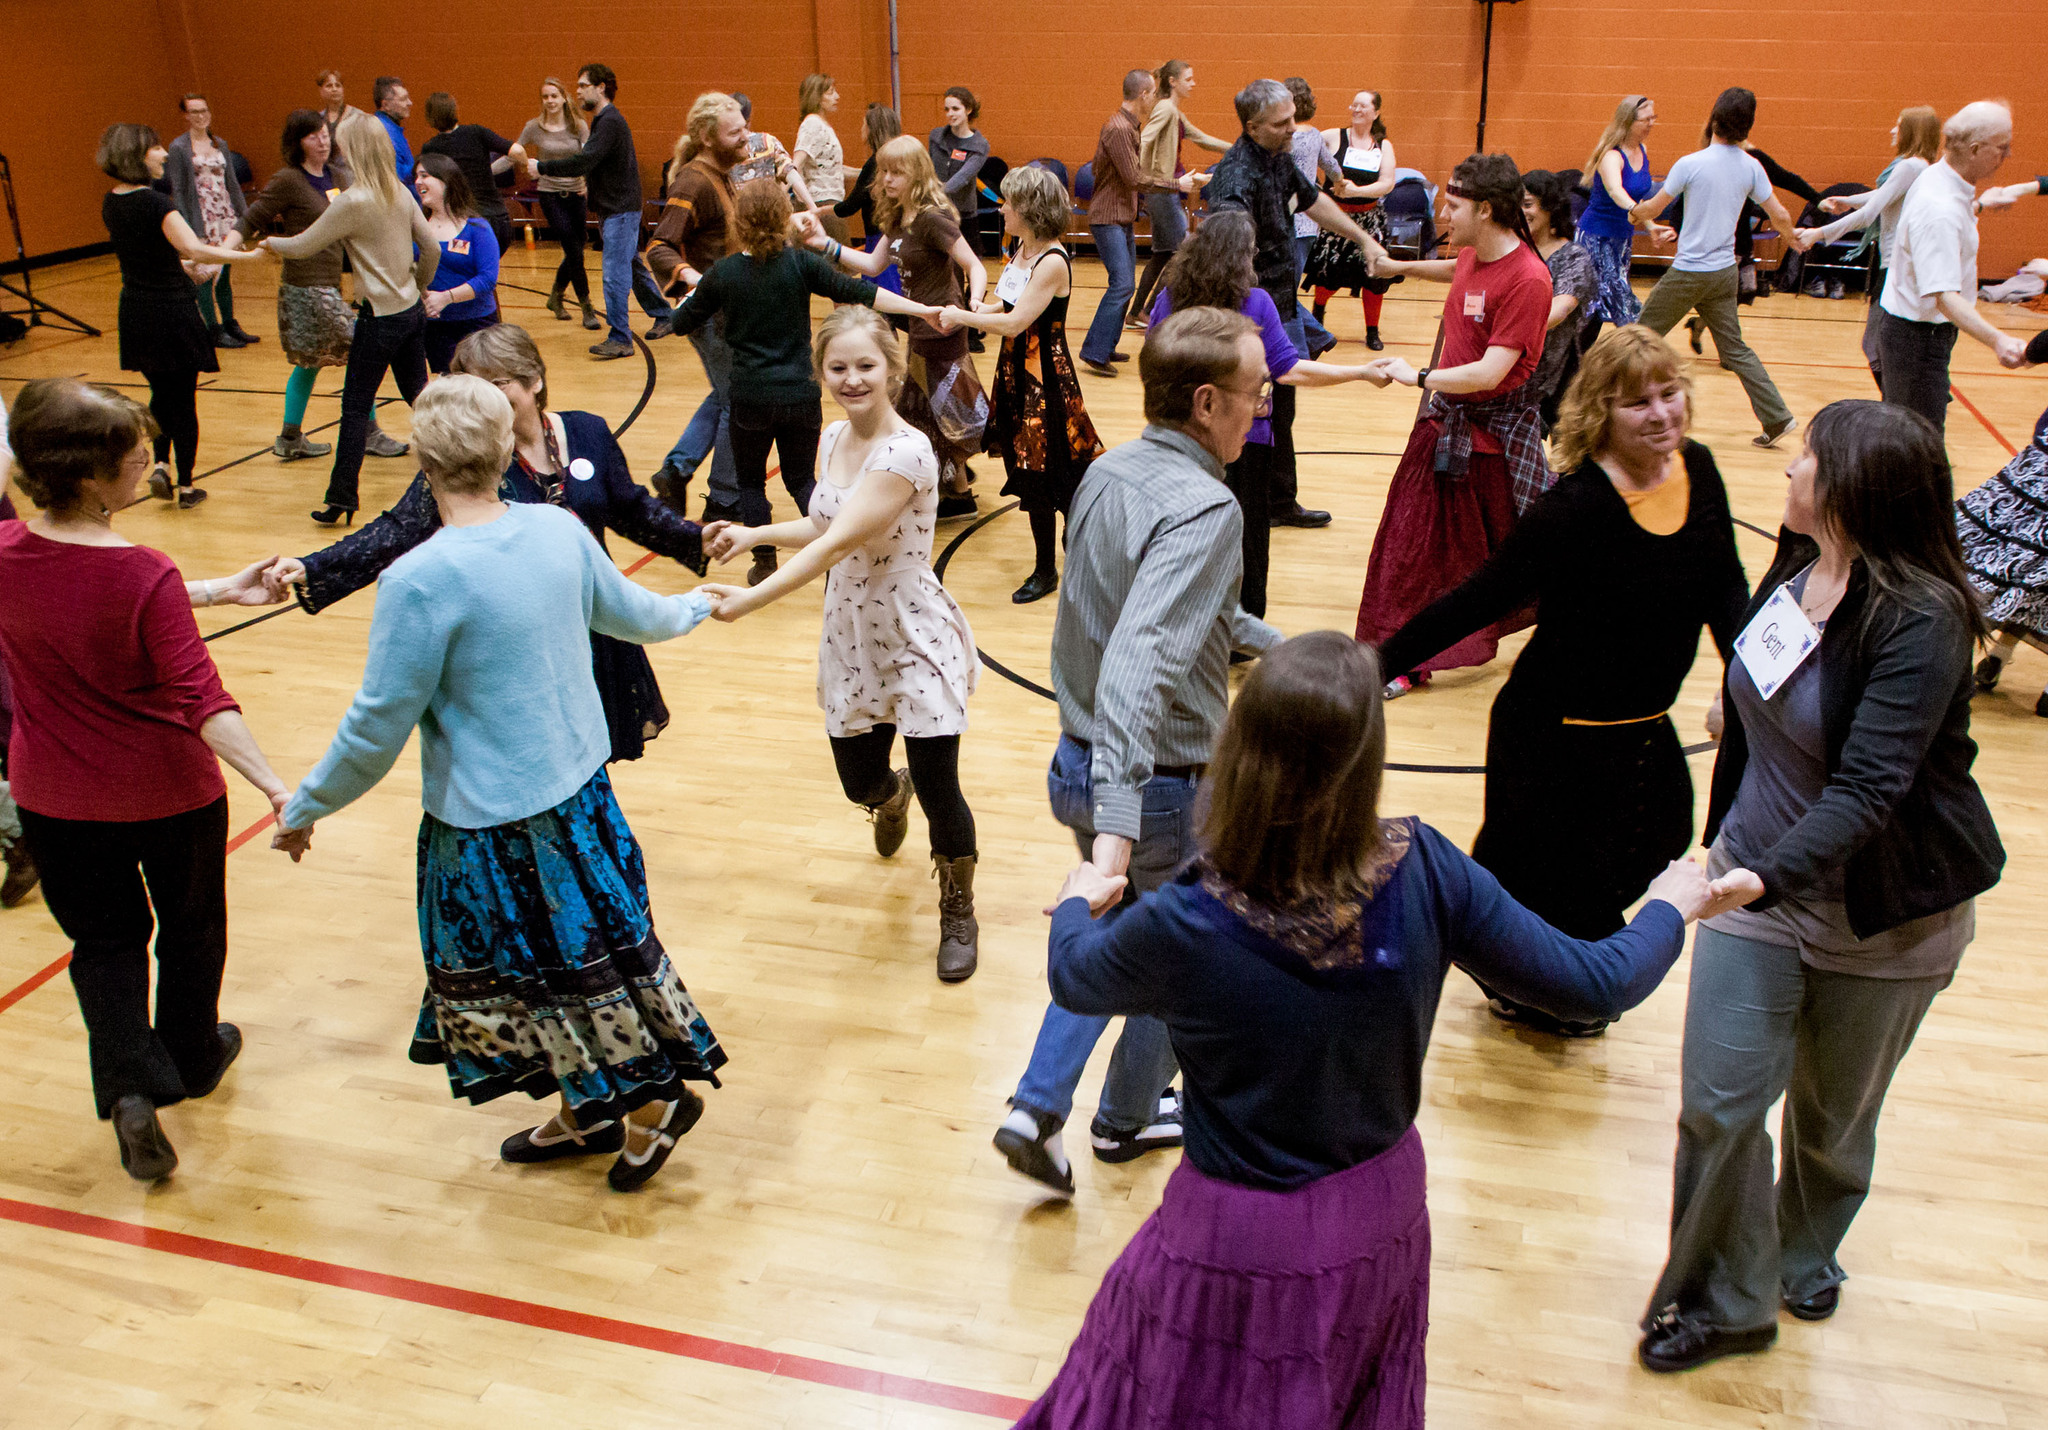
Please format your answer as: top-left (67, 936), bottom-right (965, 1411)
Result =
top-left (1580, 144), bottom-right (1652, 240)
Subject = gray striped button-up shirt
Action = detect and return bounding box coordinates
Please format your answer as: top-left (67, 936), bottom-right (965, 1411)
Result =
top-left (1051, 424), bottom-right (1282, 840)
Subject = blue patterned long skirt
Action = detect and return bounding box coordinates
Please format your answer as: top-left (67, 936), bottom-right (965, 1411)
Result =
top-left (408, 768), bottom-right (725, 1119)
top-left (1580, 231), bottom-right (1643, 326)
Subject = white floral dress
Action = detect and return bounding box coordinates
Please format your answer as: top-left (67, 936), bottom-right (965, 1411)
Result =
top-left (812, 422), bottom-right (978, 737)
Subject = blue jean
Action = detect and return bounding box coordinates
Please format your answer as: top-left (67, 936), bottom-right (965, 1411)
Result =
top-left (598, 209), bottom-right (671, 346)
top-left (667, 325), bottom-right (737, 506)
top-left (1293, 236), bottom-right (1334, 353)
top-left (1080, 223), bottom-right (1137, 365)
top-left (1011, 734), bottom-right (1193, 1132)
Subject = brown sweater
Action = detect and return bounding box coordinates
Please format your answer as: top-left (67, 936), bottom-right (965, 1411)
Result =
top-left (1087, 108), bottom-right (1166, 226)
top-left (266, 184), bottom-right (439, 317)
top-left (236, 165), bottom-right (349, 289)
top-left (647, 158), bottom-right (737, 287)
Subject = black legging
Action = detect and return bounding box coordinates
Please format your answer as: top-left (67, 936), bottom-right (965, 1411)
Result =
top-left (325, 302), bottom-right (429, 512)
top-left (1223, 438), bottom-right (1274, 618)
top-left (1028, 506), bottom-right (1060, 578)
top-left (538, 191), bottom-right (591, 303)
top-left (729, 396), bottom-right (821, 560)
top-left (829, 727), bottom-right (975, 858)
top-left (145, 368), bottom-right (202, 488)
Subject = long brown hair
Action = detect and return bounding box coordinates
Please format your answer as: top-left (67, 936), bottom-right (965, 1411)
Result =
top-left (1198, 632), bottom-right (1387, 904)
top-left (1583, 95), bottom-right (1650, 178)
top-left (1158, 210), bottom-right (1254, 314)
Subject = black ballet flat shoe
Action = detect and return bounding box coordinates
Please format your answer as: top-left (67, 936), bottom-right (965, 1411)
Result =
top-left (310, 505), bottom-right (356, 527)
top-left (1974, 654), bottom-right (2005, 693)
top-left (111, 1095), bottom-right (178, 1182)
top-left (184, 1023), bottom-right (243, 1098)
top-left (1365, 327), bottom-right (1384, 351)
top-left (210, 324), bottom-right (249, 350)
top-left (1686, 316), bottom-right (1707, 355)
top-left (608, 1088), bottom-right (706, 1192)
top-left (223, 320), bottom-right (260, 346)
top-left (1638, 1312), bottom-right (1776, 1373)
top-left (1784, 1285), bottom-right (1840, 1322)
top-left (2035, 689), bottom-right (2048, 719)
top-left (501, 1117), bottom-right (626, 1163)
top-left (1011, 569), bottom-right (1059, 604)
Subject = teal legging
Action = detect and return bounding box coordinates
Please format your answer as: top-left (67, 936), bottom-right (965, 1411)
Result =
top-left (195, 268), bottom-right (236, 328)
top-left (283, 366), bottom-right (318, 429)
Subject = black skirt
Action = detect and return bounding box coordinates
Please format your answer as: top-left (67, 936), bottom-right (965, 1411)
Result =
top-left (118, 287), bottom-right (220, 375)
top-left (591, 632), bottom-right (669, 764)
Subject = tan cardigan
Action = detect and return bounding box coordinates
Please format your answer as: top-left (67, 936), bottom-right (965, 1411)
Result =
top-left (267, 186), bottom-right (439, 317)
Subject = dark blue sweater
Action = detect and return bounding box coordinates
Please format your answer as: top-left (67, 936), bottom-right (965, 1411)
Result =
top-left (1048, 819), bottom-right (1686, 1190)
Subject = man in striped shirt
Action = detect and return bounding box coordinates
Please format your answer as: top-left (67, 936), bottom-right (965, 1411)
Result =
top-left (995, 308), bottom-right (1282, 1197)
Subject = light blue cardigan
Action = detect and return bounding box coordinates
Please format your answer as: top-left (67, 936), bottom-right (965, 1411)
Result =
top-left (284, 503), bottom-right (710, 830)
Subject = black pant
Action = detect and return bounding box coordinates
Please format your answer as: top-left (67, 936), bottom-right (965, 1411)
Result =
top-left (1875, 309), bottom-right (1958, 437)
top-left (19, 797), bottom-right (232, 1118)
top-left (426, 314), bottom-right (500, 374)
top-left (145, 368), bottom-right (202, 486)
top-left (538, 191), bottom-right (591, 303)
top-left (829, 727), bottom-right (976, 858)
top-left (327, 302), bottom-right (430, 511)
top-left (483, 212), bottom-right (514, 259)
top-left (1223, 439), bottom-right (1274, 618)
top-left (730, 396), bottom-right (821, 557)
top-left (1266, 382), bottom-right (1299, 512)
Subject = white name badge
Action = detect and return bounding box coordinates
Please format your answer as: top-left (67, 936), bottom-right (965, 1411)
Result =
top-left (568, 457), bottom-right (596, 482)
top-left (995, 259), bottom-right (1031, 305)
top-left (1733, 584), bottom-right (1821, 700)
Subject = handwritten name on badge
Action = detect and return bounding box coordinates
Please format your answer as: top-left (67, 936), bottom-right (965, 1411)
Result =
top-left (447, 239), bottom-right (471, 255)
top-left (1733, 584), bottom-right (1820, 700)
top-left (1463, 291), bottom-right (1485, 319)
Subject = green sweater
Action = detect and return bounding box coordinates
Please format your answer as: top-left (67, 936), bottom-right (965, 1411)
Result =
top-left (671, 246), bottom-right (878, 404)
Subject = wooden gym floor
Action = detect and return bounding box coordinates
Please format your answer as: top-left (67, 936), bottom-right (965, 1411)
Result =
top-left (0, 243), bottom-right (2044, 1429)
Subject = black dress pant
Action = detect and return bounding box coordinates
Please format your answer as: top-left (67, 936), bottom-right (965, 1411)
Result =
top-left (538, 191), bottom-right (591, 303)
top-left (19, 796), bottom-right (232, 1118)
top-left (1266, 383), bottom-right (1299, 513)
top-left (729, 396), bottom-right (821, 557)
top-left (1223, 439), bottom-right (1274, 619)
top-left (327, 302), bottom-right (430, 511)
top-left (1875, 309), bottom-right (1959, 438)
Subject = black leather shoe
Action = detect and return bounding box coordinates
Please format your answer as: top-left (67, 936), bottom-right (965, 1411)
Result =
top-left (1011, 569), bottom-right (1058, 604)
top-left (1638, 1312), bottom-right (1776, 1373)
top-left (1080, 359), bottom-right (1118, 378)
top-left (223, 320), bottom-right (260, 346)
top-left (502, 1117), bottom-right (625, 1163)
top-left (1365, 327), bottom-right (1384, 351)
top-left (1270, 504), bottom-right (1332, 529)
top-left (1974, 654), bottom-right (2005, 692)
top-left (993, 1104), bottom-right (1074, 1197)
top-left (1784, 1285), bottom-right (1840, 1322)
top-left (608, 1088), bottom-right (705, 1191)
top-left (111, 1095), bottom-right (178, 1181)
top-left (185, 1023), bottom-right (243, 1097)
top-left (1107, 351), bottom-right (1130, 363)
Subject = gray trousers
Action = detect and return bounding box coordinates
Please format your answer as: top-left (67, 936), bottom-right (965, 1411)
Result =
top-left (1638, 263), bottom-right (1794, 433)
top-left (1645, 926), bottom-right (1949, 1332)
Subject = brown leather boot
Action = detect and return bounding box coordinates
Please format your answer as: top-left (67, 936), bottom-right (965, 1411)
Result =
top-left (866, 768), bottom-right (914, 857)
top-left (1, 837), bottom-right (38, 909)
top-left (933, 853), bottom-right (978, 982)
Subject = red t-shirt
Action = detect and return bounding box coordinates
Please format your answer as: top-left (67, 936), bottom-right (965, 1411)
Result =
top-left (1436, 241), bottom-right (1553, 448)
top-left (0, 524), bottom-right (239, 822)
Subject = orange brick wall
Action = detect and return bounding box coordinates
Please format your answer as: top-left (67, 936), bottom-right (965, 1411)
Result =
top-left (5, 0), bottom-right (2044, 273)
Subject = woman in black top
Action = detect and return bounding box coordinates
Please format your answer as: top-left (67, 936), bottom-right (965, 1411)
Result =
top-left (419, 91), bottom-right (516, 254)
top-left (96, 124), bottom-right (267, 508)
top-left (1639, 400), bottom-right (2003, 1374)
top-left (1378, 327), bottom-right (1749, 1036)
top-left (260, 325), bottom-right (708, 763)
top-left (834, 103), bottom-right (907, 303)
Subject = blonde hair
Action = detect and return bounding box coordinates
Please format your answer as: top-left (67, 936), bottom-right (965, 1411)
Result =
top-left (411, 375), bottom-right (514, 496)
top-left (537, 76), bottom-right (587, 139)
top-left (448, 323), bottom-right (548, 410)
top-left (813, 306), bottom-right (906, 397)
top-left (1000, 164), bottom-right (1070, 241)
top-left (799, 73), bottom-right (834, 120)
top-left (1894, 106), bottom-right (1939, 162)
top-left (872, 134), bottom-right (954, 237)
top-left (335, 111), bottom-right (403, 208)
top-left (677, 91), bottom-right (740, 166)
top-left (1582, 95), bottom-right (1650, 179)
top-left (1549, 326), bottom-right (1693, 471)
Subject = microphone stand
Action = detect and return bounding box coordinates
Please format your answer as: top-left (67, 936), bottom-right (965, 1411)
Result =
top-left (0, 152), bottom-right (103, 336)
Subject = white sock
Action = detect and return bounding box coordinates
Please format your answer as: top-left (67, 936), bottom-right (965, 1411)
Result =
top-left (1001, 1108), bottom-right (1068, 1175)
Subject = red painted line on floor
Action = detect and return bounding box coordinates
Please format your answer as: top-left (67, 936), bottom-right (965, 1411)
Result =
top-left (0, 954), bottom-right (70, 1014)
top-left (1950, 383), bottom-right (2018, 458)
top-left (0, 1195), bottom-right (1034, 1421)
top-left (623, 552), bottom-right (656, 575)
top-left (225, 812), bottom-right (276, 854)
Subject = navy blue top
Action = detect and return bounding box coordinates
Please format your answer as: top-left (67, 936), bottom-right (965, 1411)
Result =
top-left (1580, 144), bottom-right (1653, 240)
top-left (428, 217), bottom-right (499, 322)
top-left (1048, 819), bottom-right (1686, 1190)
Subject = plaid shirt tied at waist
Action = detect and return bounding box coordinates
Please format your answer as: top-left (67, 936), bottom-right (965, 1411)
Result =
top-left (1426, 386), bottom-right (1553, 515)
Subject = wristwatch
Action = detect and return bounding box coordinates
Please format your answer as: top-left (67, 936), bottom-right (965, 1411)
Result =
top-left (1414, 365), bottom-right (1432, 389)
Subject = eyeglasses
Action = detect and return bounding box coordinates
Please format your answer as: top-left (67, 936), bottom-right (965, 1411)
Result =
top-left (1226, 379), bottom-right (1273, 416)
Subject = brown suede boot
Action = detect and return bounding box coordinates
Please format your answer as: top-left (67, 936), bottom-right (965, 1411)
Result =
top-left (866, 768), bottom-right (914, 857)
top-left (1, 837), bottom-right (38, 909)
top-left (933, 853), bottom-right (978, 982)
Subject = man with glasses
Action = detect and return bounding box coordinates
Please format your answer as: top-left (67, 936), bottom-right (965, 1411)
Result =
top-left (1877, 100), bottom-right (2026, 435)
top-left (372, 77), bottom-right (415, 185)
top-left (533, 64), bottom-right (674, 359)
top-left (993, 307), bottom-right (1281, 1199)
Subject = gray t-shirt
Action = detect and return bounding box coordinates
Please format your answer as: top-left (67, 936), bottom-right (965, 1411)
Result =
top-left (1707, 565), bottom-right (1973, 978)
top-left (1662, 142), bottom-right (1773, 273)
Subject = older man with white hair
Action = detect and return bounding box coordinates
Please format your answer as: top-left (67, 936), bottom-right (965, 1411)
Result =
top-left (1878, 100), bottom-right (2027, 434)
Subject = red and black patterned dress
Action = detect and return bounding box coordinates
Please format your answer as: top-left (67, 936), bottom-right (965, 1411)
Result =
top-left (984, 248), bottom-right (1104, 514)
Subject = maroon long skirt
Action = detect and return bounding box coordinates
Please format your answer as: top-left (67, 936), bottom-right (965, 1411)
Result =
top-left (1014, 1127), bottom-right (1430, 1430)
top-left (1354, 419), bottom-right (1523, 674)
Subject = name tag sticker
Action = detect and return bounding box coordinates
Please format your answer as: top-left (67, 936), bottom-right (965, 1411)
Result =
top-left (995, 261), bottom-right (1030, 304)
top-left (951, 149), bottom-right (968, 162)
top-left (1463, 290), bottom-right (1485, 318)
top-left (1733, 584), bottom-right (1821, 700)
top-left (569, 458), bottom-right (596, 482)
top-left (448, 239), bottom-right (470, 255)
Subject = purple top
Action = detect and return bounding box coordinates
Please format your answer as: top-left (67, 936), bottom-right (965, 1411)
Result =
top-left (1149, 285), bottom-right (1299, 446)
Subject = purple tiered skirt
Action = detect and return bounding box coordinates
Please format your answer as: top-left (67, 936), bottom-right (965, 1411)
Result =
top-left (1016, 1126), bottom-right (1430, 1430)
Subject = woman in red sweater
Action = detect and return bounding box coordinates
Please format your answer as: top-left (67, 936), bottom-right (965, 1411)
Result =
top-left (0, 379), bottom-right (297, 1182)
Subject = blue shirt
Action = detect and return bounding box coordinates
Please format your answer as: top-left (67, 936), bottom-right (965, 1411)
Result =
top-left (1049, 819), bottom-right (1686, 1189)
top-left (284, 503), bottom-right (710, 830)
top-left (428, 216), bottom-right (499, 322)
top-left (1580, 144), bottom-right (1653, 240)
top-left (377, 112), bottom-right (415, 185)
top-left (1660, 142), bottom-right (1772, 272)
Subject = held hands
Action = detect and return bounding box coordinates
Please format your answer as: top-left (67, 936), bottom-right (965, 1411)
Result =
top-left (213, 556), bottom-right (291, 607)
top-left (1819, 195), bottom-right (1855, 216)
top-left (694, 582), bottom-right (755, 622)
top-left (933, 304), bottom-right (966, 334)
top-left (1047, 861), bottom-right (1129, 919)
top-left (1358, 360), bottom-right (1396, 389)
top-left (1649, 223), bottom-right (1677, 245)
top-left (1697, 867), bottom-right (1766, 922)
top-left (701, 520), bottom-right (757, 564)
top-left (1642, 856), bottom-right (1713, 922)
top-left (268, 790), bottom-right (314, 863)
top-left (1374, 357), bottom-right (1420, 387)
top-left (1794, 227), bottom-right (1824, 251)
top-left (791, 211), bottom-right (825, 245)
top-left (422, 290), bottom-right (449, 320)
top-left (261, 555), bottom-right (307, 602)
top-left (1996, 334), bottom-right (2029, 370)
top-left (1705, 692), bottom-right (1725, 742)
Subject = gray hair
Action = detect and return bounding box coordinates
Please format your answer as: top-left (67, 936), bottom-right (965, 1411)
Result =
top-left (411, 375), bottom-right (514, 496)
top-left (1944, 99), bottom-right (2013, 151)
top-left (1233, 79), bottom-right (1292, 131)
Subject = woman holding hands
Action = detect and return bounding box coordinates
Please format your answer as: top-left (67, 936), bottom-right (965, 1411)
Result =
top-left (1577, 95), bottom-right (1674, 343)
top-left (699, 306), bottom-right (982, 983)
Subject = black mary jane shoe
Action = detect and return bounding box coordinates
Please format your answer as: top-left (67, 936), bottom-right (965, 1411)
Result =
top-left (310, 505), bottom-right (356, 527)
top-left (1974, 654), bottom-right (2005, 693)
top-left (1011, 569), bottom-right (1058, 604)
top-left (1637, 1311), bottom-right (1777, 1373)
top-left (993, 1104), bottom-right (1075, 1197)
top-left (1784, 1285), bottom-right (1840, 1322)
top-left (111, 1095), bottom-right (179, 1182)
top-left (502, 1117), bottom-right (626, 1164)
top-left (608, 1088), bottom-right (706, 1192)
top-left (184, 1024), bottom-right (243, 1098)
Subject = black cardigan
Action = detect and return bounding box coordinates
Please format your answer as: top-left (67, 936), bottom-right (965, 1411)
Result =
top-left (1703, 529), bottom-right (2004, 938)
